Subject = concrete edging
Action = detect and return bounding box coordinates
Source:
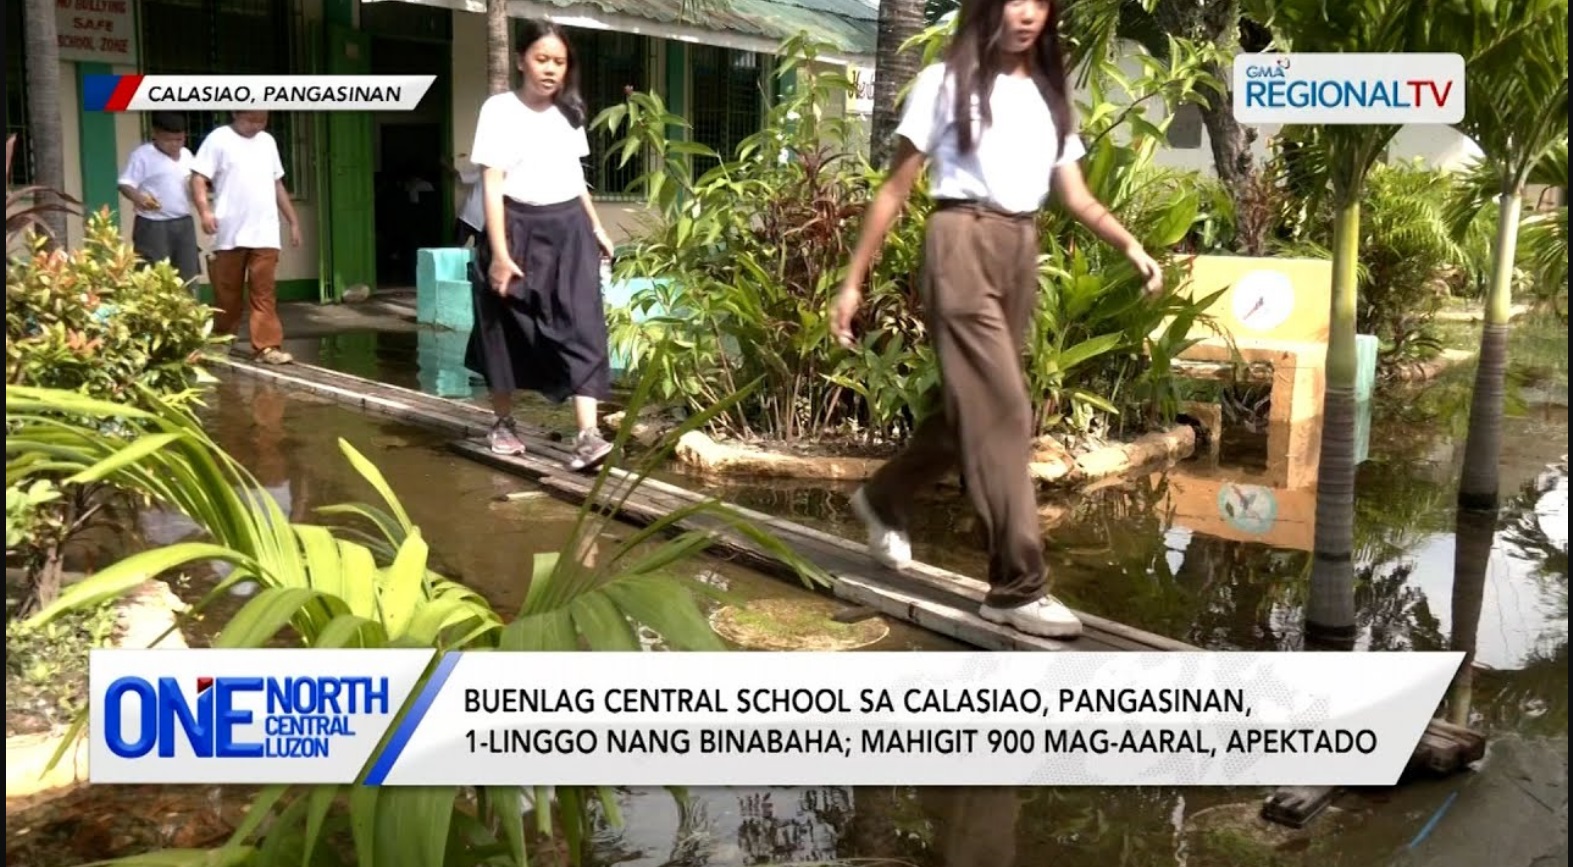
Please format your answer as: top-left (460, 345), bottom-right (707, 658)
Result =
top-left (665, 426), bottom-right (1198, 486)
top-left (5, 580), bottom-right (189, 806)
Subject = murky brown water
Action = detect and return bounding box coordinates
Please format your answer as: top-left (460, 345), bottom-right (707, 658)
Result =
top-left (8, 320), bottom-right (1565, 867)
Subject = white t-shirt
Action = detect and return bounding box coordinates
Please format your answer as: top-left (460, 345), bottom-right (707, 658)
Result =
top-left (469, 92), bottom-right (590, 206)
top-left (118, 141), bottom-right (195, 221)
top-left (190, 124), bottom-right (287, 251)
top-left (896, 63), bottom-right (1088, 215)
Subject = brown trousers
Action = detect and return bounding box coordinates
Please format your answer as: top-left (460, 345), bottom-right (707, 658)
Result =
top-left (862, 205), bottom-right (1046, 608)
top-left (209, 247), bottom-right (284, 352)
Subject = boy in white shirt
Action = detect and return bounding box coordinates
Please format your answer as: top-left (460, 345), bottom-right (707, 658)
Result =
top-left (118, 112), bottom-right (201, 285)
top-left (190, 111), bottom-right (303, 366)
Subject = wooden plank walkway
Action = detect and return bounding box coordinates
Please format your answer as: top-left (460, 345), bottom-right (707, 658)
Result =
top-left (210, 353), bottom-right (1488, 796)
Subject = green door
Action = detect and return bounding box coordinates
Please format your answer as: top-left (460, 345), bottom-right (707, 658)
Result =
top-left (322, 23), bottom-right (375, 302)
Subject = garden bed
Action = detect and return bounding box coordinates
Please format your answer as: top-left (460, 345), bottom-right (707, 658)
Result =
top-left (6, 578), bottom-right (188, 804)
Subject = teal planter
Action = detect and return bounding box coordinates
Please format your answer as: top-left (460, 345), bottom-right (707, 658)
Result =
top-left (1354, 397), bottom-right (1373, 466)
top-left (1354, 333), bottom-right (1380, 403)
top-left (416, 327), bottom-right (476, 399)
top-left (417, 248), bottom-right (474, 331)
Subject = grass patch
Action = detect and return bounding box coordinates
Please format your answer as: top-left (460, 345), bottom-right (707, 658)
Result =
top-left (6, 595), bottom-right (120, 738)
top-left (709, 598), bottom-right (889, 651)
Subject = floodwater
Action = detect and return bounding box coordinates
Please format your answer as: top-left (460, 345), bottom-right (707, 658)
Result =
top-left (283, 320), bottom-right (1567, 867)
top-left (8, 317), bottom-right (1566, 867)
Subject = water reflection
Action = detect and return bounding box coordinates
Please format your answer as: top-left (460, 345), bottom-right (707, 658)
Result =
top-left (681, 383), bottom-right (1568, 734)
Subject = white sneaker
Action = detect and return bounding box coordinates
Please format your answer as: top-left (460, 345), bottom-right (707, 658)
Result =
top-left (850, 487), bottom-right (911, 570)
top-left (979, 596), bottom-right (1083, 639)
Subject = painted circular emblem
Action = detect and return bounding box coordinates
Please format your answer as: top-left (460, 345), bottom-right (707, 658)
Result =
top-left (1217, 482), bottom-right (1278, 535)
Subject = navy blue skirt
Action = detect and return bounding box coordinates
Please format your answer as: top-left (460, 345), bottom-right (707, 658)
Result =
top-left (465, 197), bottom-right (611, 404)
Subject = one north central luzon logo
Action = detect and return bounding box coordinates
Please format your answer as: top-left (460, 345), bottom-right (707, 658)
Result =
top-left (102, 675), bottom-right (392, 759)
top-left (1241, 59), bottom-right (1455, 111)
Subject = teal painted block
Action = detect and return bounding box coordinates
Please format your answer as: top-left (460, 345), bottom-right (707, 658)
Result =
top-left (434, 279), bottom-right (474, 331)
top-left (419, 247), bottom-right (472, 282)
top-left (416, 327), bottom-right (477, 399)
top-left (416, 248), bottom-right (473, 327)
top-left (1355, 333), bottom-right (1380, 402)
top-left (1354, 398), bottom-right (1373, 465)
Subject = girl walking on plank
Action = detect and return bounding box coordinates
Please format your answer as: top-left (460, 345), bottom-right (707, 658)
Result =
top-left (466, 19), bottom-right (618, 471)
top-left (830, 0), bottom-right (1164, 639)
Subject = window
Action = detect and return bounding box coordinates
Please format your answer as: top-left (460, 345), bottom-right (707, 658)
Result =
top-left (139, 0), bottom-right (312, 199)
top-left (568, 27), bottom-right (652, 200)
top-left (689, 45), bottom-right (765, 178)
top-left (5, 0), bottom-right (32, 184)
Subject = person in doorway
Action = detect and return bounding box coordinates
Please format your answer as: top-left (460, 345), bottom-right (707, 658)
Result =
top-left (118, 112), bottom-right (201, 285)
top-left (446, 152), bottom-right (485, 247)
top-left (829, 0), bottom-right (1164, 640)
top-left (466, 19), bottom-right (617, 472)
top-left (191, 110), bottom-right (303, 366)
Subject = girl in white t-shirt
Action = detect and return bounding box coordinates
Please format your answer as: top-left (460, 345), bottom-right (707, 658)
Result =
top-left (466, 19), bottom-right (617, 472)
top-left (830, 0), bottom-right (1165, 641)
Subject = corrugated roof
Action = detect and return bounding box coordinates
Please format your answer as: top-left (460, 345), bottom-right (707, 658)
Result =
top-left (532, 0), bottom-right (878, 55)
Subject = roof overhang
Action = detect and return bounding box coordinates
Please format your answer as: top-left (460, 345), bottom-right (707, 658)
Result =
top-left (364, 0), bottom-right (876, 66)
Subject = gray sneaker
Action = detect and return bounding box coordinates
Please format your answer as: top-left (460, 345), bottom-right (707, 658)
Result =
top-left (488, 416), bottom-right (527, 456)
top-left (568, 429), bottom-right (613, 472)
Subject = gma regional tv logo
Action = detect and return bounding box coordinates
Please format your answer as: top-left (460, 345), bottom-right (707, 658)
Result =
top-left (1233, 53), bottom-right (1466, 125)
top-left (89, 649), bottom-right (434, 784)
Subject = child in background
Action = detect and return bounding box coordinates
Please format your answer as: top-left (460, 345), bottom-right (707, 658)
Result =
top-left (118, 112), bottom-right (201, 286)
top-left (448, 152), bottom-right (485, 248)
top-left (830, 0), bottom-right (1164, 640)
top-left (466, 19), bottom-right (618, 471)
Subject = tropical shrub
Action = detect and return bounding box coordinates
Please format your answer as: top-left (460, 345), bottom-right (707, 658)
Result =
top-left (599, 37), bottom-right (932, 445)
top-left (1352, 161), bottom-right (1473, 362)
top-left (11, 352), bottom-right (829, 866)
top-left (601, 35), bottom-right (1228, 447)
top-left (6, 207), bottom-right (225, 613)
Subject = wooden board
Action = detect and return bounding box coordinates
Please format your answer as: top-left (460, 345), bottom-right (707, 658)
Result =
top-left (209, 354), bottom-right (1490, 785)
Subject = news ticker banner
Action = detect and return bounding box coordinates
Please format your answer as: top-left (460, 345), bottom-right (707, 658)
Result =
top-left (89, 649), bottom-right (1463, 787)
top-left (82, 75), bottom-right (436, 112)
top-left (1234, 53), bottom-right (1466, 125)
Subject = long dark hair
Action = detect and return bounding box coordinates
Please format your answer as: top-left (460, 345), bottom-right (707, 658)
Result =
top-left (945, 0), bottom-right (1073, 160)
top-left (516, 19), bottom-right (587, 128)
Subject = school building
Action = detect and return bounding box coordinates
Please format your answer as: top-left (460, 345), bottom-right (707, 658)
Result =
top-left (6, 0), bottom-right (877, 304)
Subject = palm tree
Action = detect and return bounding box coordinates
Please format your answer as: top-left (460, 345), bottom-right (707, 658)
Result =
top-left (1435, 0), bottom-right (1568, 717)
top-left (1442, 0), bottom-right (1568, 520)
top-left (487, 0), bottom-right (512, 95)
top-left (1240, 0), bottom-right (1501, 649)
top-left (21, 0), bottom-right (67, 245)
top-left (870, 0), bottom-right (928, 168)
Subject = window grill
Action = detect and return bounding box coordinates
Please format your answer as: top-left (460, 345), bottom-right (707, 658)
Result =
top-left (138, 0), bottom-right (312, 200)
top-left (5, 0), bottom-right (33, 184)
top-left (567, 26), bottom-right (651, 200)
top-left (688, 44), bottom-right (765, 178)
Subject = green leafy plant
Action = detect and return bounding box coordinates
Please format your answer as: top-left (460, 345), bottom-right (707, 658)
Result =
top-left (11, 340), bottom-right (829, 866)
top-left (599, 36), bottom-right (931, 445)
top-left (603, 34), bottom-right (1227, 449)
top-left (6, 207), bottom-right (227, 614)
top-left (1355, 161), bottom-right (1471, 364)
